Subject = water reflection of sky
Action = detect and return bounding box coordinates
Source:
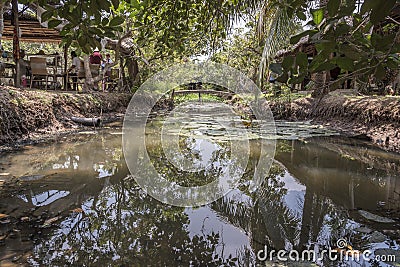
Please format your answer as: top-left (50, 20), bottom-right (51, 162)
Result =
top-left (1, 118), bottom-right (399, 266)
top-left (17, 190), bottom-right (70, 206)
top-left (281, 171), bottom-right (306, 216)
top-left (186, 206), bottom-right (252, 258)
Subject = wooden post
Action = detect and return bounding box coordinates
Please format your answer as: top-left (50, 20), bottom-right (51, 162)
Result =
top-left (12, 0), bottom-right (20, 87)
top-left (63, 45), bottom-right (68, 90)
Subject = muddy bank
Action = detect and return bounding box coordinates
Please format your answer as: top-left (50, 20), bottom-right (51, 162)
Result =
top-left (2, 86), bottom-right (400, 153)
top-left (269, 94), bottom-right (400, 152)
top-left (0, 87), bottom-right (133, 148)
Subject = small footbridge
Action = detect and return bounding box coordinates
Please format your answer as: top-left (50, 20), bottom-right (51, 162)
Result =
top-left (170, 82), bottom-right (234, 100)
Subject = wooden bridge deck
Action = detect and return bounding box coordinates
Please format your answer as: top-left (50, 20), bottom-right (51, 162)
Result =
top-left (171, 89), bottom-right (234, 100)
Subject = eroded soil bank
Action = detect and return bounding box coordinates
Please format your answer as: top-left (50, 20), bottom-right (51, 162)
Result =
top-left (1, 86), bottom-right (400, 153)
top-left (269, 93), bottom-right (400, 152)
top-left (0, 87), bottom-right (132, 149)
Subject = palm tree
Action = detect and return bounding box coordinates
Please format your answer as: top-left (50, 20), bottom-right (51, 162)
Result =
top-left (257, 1), bottom-right (301, 87)
top-left (255, 0), bottom-right (336, 95)
top-left (0, 2), bottom-right (5, 50)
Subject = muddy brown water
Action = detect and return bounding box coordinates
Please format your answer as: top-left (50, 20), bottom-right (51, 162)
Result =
top-left (0, 106), bottom-right (399, 266)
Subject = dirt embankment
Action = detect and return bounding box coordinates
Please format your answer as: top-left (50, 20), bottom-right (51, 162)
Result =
top-left (1, 87), bottom-right (400, 152)
top-left (0, 87), bottom-right (133, 147)
top-left (269, 94), bottom-right (400, 152)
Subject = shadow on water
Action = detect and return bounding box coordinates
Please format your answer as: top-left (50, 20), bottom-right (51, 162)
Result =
top-left (0, 118), bottom-right (399, 266)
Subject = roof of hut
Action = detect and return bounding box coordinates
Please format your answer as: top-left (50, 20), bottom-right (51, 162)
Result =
top-left (2, 7), bottom-right (62, 43)
top-left (275, 36), bottom-right (316, 59)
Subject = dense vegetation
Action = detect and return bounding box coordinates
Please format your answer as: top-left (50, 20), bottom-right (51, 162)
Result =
top-left (0, 0), bottom-right (398, 94)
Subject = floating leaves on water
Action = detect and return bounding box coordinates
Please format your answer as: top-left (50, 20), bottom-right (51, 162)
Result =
top-left (368, 231), bottom-right (387, 243)
top-left (79, 131), bottom-right (97, 135)
top-left (0, 214), bottom-right (11, 224)
top-left (41, 216), bottom-right (60, 228)
top-left (359, 210), bottom-right (396, 223)
top-left (160, 119), bottom-right (337, 141)
top-left (70, 208), bottom-right (84, 213)
top-left (20, 217), bottom-right (30, 222)
top-left (354, 226), bottom-right (373, 234)
top-left (19, 174), bottom-right (45, 181)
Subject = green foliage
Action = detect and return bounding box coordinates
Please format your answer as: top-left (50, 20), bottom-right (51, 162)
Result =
top-left (174, 93), bottom-right (224, 104)
top-left (257, 1), bottom-right (303, 87)
top-left (24, 0), bottom-right (249, 57)
top-left (311, 8), bottom-right (324, 25)
top-left (268, 0), bottom-right (400, 89)
top-left (211, 25), bottom-right (262, 83)
top-left (15, 0), bottom-right (261, 88)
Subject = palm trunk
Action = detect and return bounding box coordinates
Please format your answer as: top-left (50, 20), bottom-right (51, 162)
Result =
top-left (311, 71), bottom-right (331, 97)
top-left (0, 2), bottom-right (5, 49)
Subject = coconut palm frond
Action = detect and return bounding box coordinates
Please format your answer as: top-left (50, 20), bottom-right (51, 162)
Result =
top-left (258, 7), bottom-right (299, 86)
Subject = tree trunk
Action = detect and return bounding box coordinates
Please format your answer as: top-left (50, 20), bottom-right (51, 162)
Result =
top-left (311, 71), bottom-right (330, 97)
top-left (119, 56), bottom-right (124, 89)
top-left (12, 0), bottom-right (20, 87)
top-left (126, 57), bottom-right (139, 86)
top-left (83, 55), bottom-right (93, 92)
top-left (0, 2), bottom-right (5, 49)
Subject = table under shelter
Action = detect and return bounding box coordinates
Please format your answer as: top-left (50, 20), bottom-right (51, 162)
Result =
top-left (0, 3), bottom-right (69, 89)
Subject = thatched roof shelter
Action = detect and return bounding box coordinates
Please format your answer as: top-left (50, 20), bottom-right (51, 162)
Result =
top-left (2, 9), bottom-right (61, 43)
top-left (275, 36), bottom-right (317, 59)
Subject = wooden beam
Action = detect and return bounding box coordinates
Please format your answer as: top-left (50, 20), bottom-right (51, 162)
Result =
top-left (172, 90), bottom-right (234, 96)
top-left (12, 0), bottom-right (20, 87)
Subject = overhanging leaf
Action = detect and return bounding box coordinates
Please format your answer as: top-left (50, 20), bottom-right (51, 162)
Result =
top-left (269, 63), bottom-right (283, 75)
top-left (295, 52), bottom-right (308, 67)
top-left (41, 10), bottom-right (54, 22)
top-left (311, 8), bottom-right (324, 25)
top-left (370, 0), bottom-right (396, 24)
top-left (282, 56), bottom-right (295, 70)
top-left (97, 0), bottom-right (111, 11)
top-left (47, 19), bottom-right (62, 28)
top-left (327, 0), bottom-right (341, 17)
top-left (312, 61), bottom-right (336, 72)
top-left (375, 64), bottom-right (386, 80)
top-left (290, 30), bottom-right (317, 45)
top-left (78, 35), bottom-right (88, 47)
top-left (109, 16), bottom-right (125, 27)
top-left (361, 0), bottom-right (376, 14)
top-left (335, 57), bottom-right (354, 71)
top-left (111, 0), bottom-right (119, 8)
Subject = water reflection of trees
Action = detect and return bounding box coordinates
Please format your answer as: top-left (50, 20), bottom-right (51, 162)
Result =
top-left (146, 126), bottom-right (238, 188)
top-left (31, 177), bottom-right (238, 266)
top-left (2, 132), bottom-right (124, 179)
top-left (15, 135), bottom-right (400, 266)
top-left (211, 163), bottom-right (302, 254)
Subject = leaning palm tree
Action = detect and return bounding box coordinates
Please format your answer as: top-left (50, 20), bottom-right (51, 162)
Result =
top-left (0, 1), bottom-right (10, 50)
top-left (257, 0), bottom-right (302, 87)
